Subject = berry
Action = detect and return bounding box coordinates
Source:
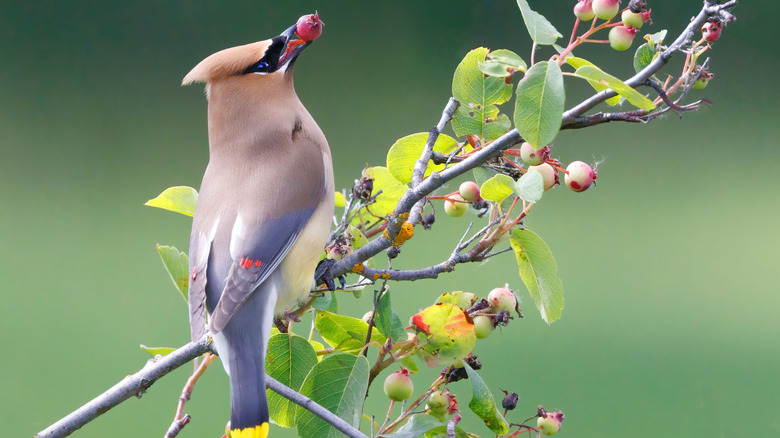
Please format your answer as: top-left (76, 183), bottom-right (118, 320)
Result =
top-left (501, 391), bottom-right (519, 411)
top-left (383, 369), bottom-right (414, 401)
top-left (573, 0), bottom-right (595, 21)
top-left (458, 181), bottom-right (481, 202)
top-left (421, 213), bottom-right (435, 230)
top-left (488, 287), bottom-right (517, 312)
top-left (609, 25), bottom-right (637, 51)
top-left (529, 163), bottom-right (558, 191)
top-left (473, 315), bottom-right (493, 339)
top-left (621, 10), bottom-right (644, 29)
top-left (693, 77), bottom-right (709, 90)
top-left (564, 161), bottom-right (595, 192)
top-left (519, 142), bottom-right (550, 166)
top-left (592, 0), bottom-right (620, 21)
top-left (702, 21), bottom-right (722, 42)
top-left (427, 389), bottom-right (458, 420)
top-left (295, 12), bottom-right (323, 41)
top-left (537, 410), bottom-right (565, 436)
top-left (444, 194), bottom-right (468, 217)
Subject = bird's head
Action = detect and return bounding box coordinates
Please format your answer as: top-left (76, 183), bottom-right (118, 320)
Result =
top-left (182, 15), bottom-right (322, 87)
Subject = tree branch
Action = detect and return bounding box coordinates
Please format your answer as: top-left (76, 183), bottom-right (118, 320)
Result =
top-left (561, 0), bottom-right (737, 124)
top-left (35, 336), bottom-right (368, 438)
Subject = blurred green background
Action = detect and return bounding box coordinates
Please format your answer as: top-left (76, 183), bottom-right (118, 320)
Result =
top-left (3, 1), bottom-right (778, 436)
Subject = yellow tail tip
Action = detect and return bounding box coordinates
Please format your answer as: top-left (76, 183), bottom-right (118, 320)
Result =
top-left (230, 423), bottom-right (269, 438)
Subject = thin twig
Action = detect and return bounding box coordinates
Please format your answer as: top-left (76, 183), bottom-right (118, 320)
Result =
top-left (164, 352), bottom-right (217, 437)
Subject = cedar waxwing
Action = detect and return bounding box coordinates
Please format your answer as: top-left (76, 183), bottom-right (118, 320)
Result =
top-left (182, 19), bottom-right (333, 438)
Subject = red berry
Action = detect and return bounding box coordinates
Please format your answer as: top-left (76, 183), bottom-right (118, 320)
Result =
top-left (702, 21), bottom-right (722, 42)
top-left (537, 410), bottom-right (565, 436)
top-left (529, 163), bottom-right (558, 191)
top-left (622, 10), bottom-right (644, 29)
top-left (609, 25), bottom-right (637, 51)
top-left (383, 369), bottom-right (414, 401)
top-left (565, 161), bottom-right (596, 192)
top-left (444, 194), bottom-right (468, 217)
top-left (458, 181), bottom-right (480, 202)
top-left (295, 12), bottom-right (323, 41)
top-left (488, 287), bottom-right (517, 312)
top-left (573, 0), bottom-right (595, 21)
top-left (592, 0), bottom-right (620, 21)
top-left (519, 142), bottom-right (550, 166)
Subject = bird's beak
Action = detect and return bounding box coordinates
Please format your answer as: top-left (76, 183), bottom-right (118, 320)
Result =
top-left (277, 23), bottom-right (312, 70)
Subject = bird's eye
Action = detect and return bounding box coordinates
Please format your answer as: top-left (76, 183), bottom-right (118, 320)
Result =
top-left (256, 61), bottom-right (269, 69)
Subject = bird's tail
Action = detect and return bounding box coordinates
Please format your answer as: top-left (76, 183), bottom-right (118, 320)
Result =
top-left (215, 280), bottom-right (278, 438)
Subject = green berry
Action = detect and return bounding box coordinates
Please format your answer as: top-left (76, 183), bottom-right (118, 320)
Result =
top-left (444, 194), bottom-right (468, 217)
top-left (383, 369), bottom-right (413, 401)
top-left (537, 411), bottom-right (565, 436)
top-left (488, 287), bottom-right (517, 312)
top-left (609, 25), bottom-right (637, 51)
top-left (621, 10), bottom-right (644, 29)
top-left (458, 181), bottom-right (480, 202)
top-left (473, 315), bottom-right (493, 339)
top-left (592, 0), bottom-right (620, 21)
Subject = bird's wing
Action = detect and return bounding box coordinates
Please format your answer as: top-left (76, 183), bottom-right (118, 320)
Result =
top-left (208, 209), bottom-right (316, 334)
top-left (188, 219), bottom-right (219, 342)
top-left (208, 138), bottom-right (328, 334)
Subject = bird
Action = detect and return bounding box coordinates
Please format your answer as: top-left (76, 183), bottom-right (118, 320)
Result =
top-left (182, 16), bottom-right (333, 438)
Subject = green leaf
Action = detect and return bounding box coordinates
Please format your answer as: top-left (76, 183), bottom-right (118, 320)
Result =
top-left (509, 228), bottom-right (564, 324)
top-left (312, 290), bottom-right (339, 313)
top-left (472, 167), bottom-right (497, 187)
top-left (144, 186), bottom-right (198, 217)
top-left (464, 363), bottom-right (510, 434)
top-left (565, 56), bottom-right (620, 105)
top-left (266, 333), bottom-right (319, 427)
top-left (633, 43), bottom-right (656, 74)
top-left (516, 0), bottom-right (562, 45)
top-left (514, 61), bottom-right (565, 148)
top-left (354, 167), bottom-right (407, 228)
top-left (375, 292), bottom-right (408, 344)
top-left (387, 133), bottom-right (460, 184)
top-left (480, 174), bottom-right (515, 202)
top-left (334, 191), bottom-right (346, 208)
top-left (645, 29), bottom-right (668, 48)
top-left (156, 244), bottom-right (188, 301)
top-left (572, 65), bottom-right (656, 110)
top-left (514, 167), bottom-right (544, 203)
top-left (452, 48), bottom-right (513, 141)
top-left (479, 49), bottom-right (527, 77)
top-left (296, 353), bottom-right (369, 438)
top-left (435, 291), bottom-right (477, 310)
top-left (381, 413), bottom-right (445, 438)
top-left (315, 311), bottom-right (384, 354)
top-left (139, 345), bottom-right (175, 356)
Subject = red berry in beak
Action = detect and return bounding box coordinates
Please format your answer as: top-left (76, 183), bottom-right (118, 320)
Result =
top-left (295, 12), bottom-right (323, 41)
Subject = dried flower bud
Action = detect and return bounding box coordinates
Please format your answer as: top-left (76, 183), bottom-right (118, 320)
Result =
top-left (501, 391), bottom-right (519, 411)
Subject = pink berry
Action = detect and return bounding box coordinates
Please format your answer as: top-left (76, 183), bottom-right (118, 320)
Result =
top-left (529, 163), bottom-right (558, 191)
top-left (564, 161), bottom-right (595, 192)
top-left (592, 0), bottom-right (620, 21)
top-left (488, 287), bottom-right (517, 312)
top-left (537, 410), bottom-right (565, 436)
top-left (573, 0), bottom-right (595, 21)
top-left (519, 142), bottom-right (550, 166)
top-left (383, 369), bottom-right (414, 401)
top-left (622, 10), bottom-right (644, 29)
top-left (295, 12), bottom-right (323, 41)
top-left (609, 25), bottom-right (637, 51)
top-left (702, 21), bottom-right (722, 42)
top-left (458, 181), bottom-right (481, 202)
